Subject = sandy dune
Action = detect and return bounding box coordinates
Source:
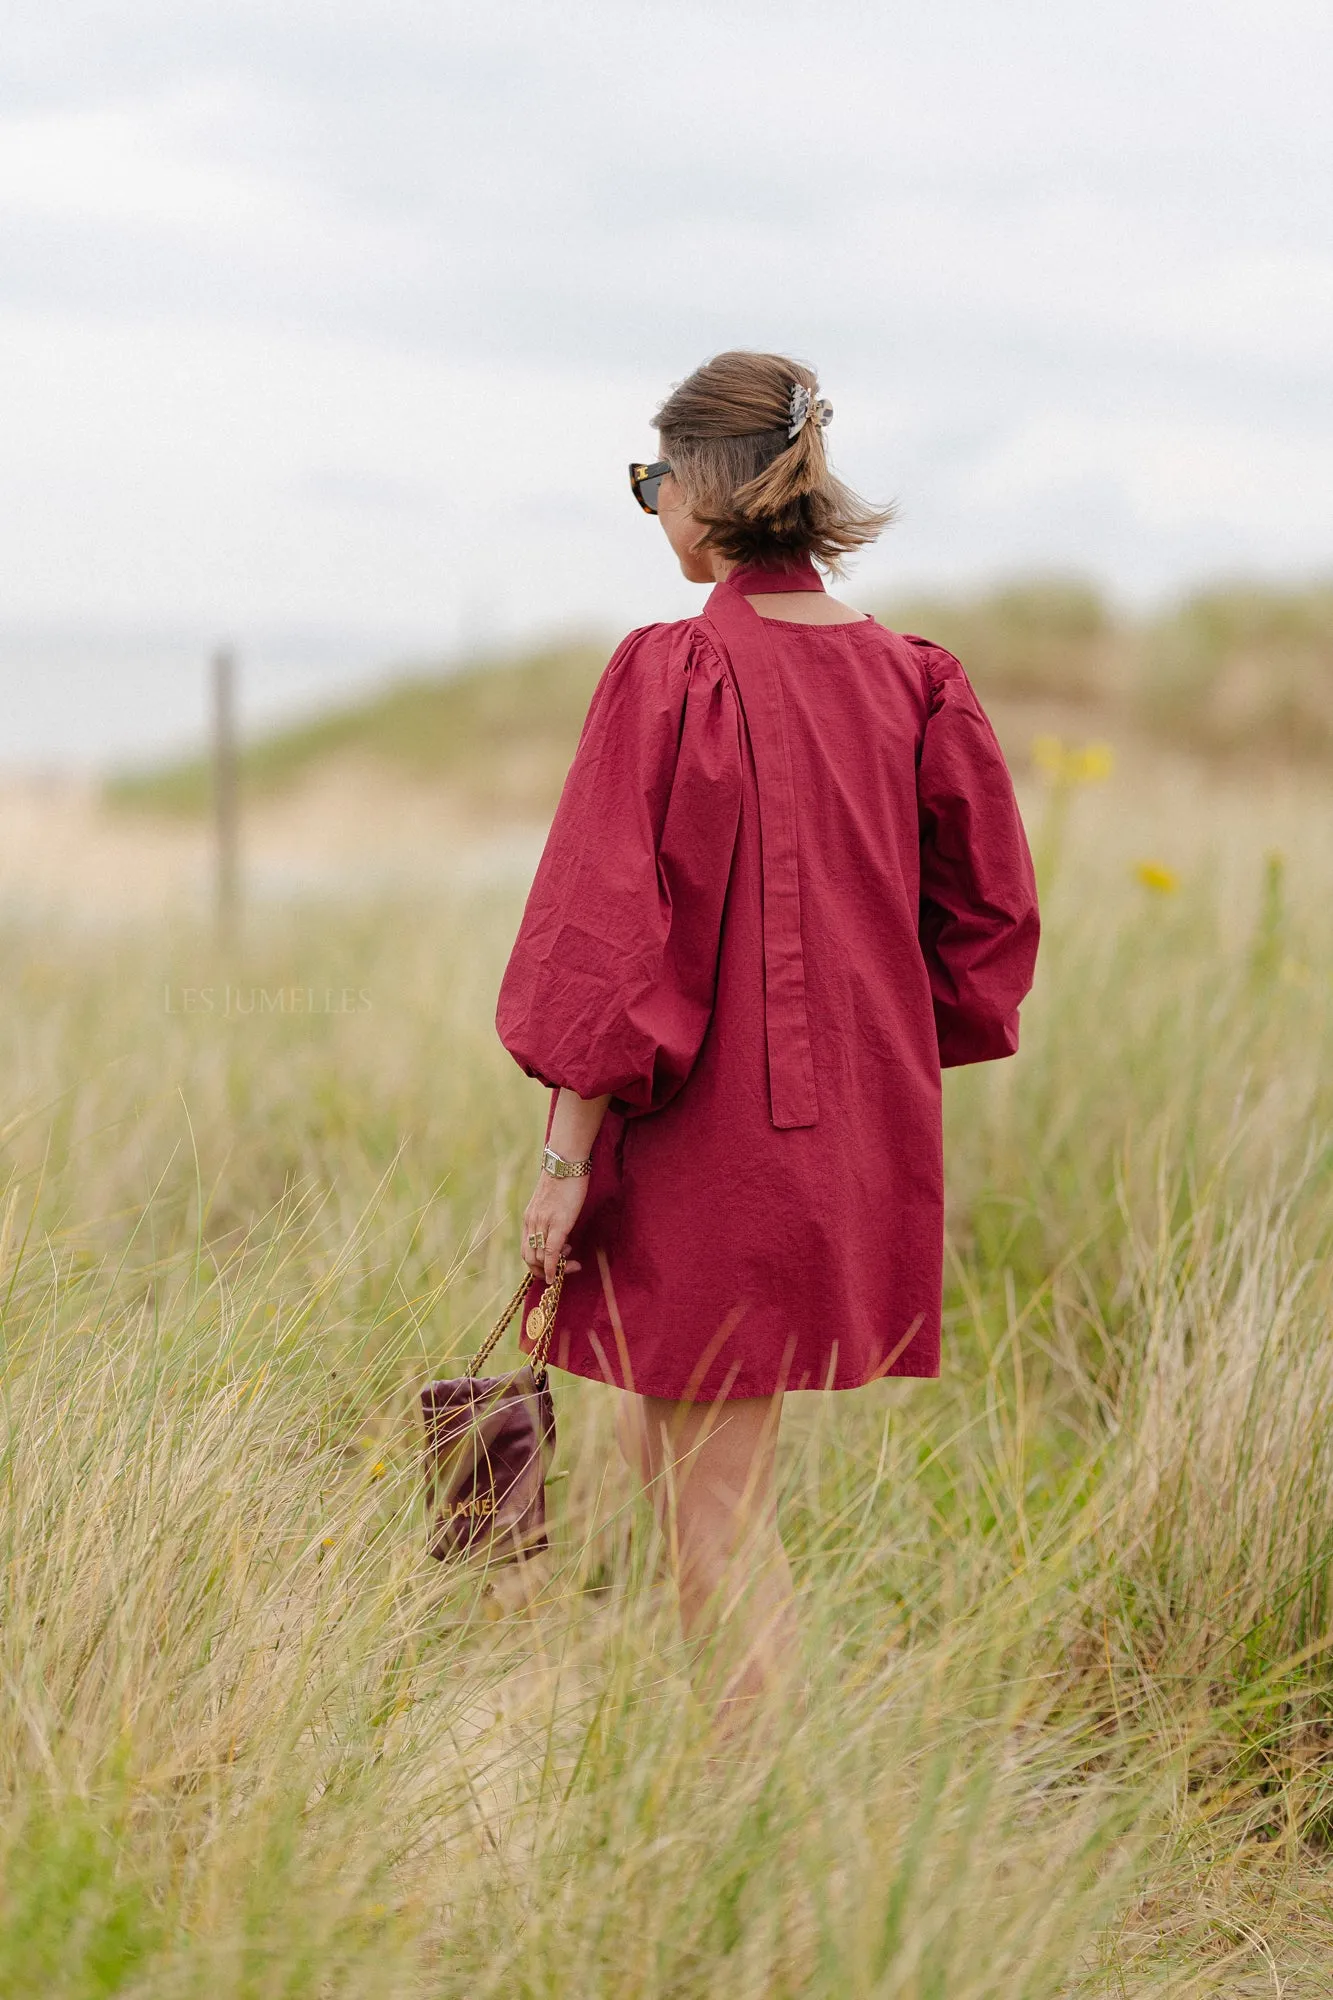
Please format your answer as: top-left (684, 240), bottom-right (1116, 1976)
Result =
top-left (0, 723), bottom-right (1323, 938)
top-left (0, 759), bottom-right (547, 924)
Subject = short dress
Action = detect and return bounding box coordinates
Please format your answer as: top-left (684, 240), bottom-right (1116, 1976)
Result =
top-left (496, 554), bottom-right (1039, 1400)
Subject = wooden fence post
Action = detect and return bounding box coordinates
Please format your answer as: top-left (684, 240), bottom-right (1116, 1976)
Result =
top-left (212, 646), bottom-right (239, 944)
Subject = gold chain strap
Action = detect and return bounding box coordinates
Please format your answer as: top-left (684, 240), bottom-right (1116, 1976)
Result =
top-left (464, 1255), bottom-right (566, 1384)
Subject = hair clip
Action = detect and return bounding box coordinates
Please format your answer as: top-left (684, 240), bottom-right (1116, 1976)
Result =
top-left (788, 383), bottom-right (833, 440)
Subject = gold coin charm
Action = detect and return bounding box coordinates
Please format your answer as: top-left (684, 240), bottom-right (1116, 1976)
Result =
top-left (523, 1269), bottom-right (563, 1363)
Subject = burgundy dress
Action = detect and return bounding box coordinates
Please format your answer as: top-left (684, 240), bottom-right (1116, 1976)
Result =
top-left (496, 554), bottom-right (1039, 1400)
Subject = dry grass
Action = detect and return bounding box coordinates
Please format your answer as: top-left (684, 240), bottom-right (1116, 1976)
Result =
top-left (0, 744), bottom-right (1331, 1995)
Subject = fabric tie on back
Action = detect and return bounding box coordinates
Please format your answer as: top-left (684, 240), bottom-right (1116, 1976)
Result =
top-left (703, 562), bottom-right (820, 1130)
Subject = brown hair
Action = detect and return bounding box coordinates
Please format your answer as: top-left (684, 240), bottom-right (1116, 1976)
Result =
top-left (651, 350), bottom-right (894, 575)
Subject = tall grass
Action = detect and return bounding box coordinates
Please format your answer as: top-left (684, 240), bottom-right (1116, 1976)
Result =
top-left (1, 763), bottom-right (1331, 1995)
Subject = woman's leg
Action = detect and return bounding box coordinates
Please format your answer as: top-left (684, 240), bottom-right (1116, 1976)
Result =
top-left (616, 1390), bottom-right (798, 1729)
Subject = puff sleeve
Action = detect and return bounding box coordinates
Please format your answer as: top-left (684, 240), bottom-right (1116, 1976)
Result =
top-left (496, 624), bottom-right (743, 1113)
top-left (912, 642), bottom-right (1040, 1066)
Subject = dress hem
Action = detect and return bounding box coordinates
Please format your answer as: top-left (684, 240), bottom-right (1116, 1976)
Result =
top-left (534, 1351), bottom-right (941, 1400)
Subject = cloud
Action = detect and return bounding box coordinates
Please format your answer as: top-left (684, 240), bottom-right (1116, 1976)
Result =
top-left (954, 411), bottom-right (1333, 542)
top-left (0, 0), bottom-right (1330, 761)
top-left (0, 96), bottom-right (293, 232)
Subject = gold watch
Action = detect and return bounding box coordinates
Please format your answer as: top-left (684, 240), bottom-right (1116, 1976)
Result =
top-left (542, 1145), bottom-right (592, 1179)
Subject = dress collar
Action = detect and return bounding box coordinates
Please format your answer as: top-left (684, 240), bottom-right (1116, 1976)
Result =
top-left (723, 553), bottom-right (825, 595)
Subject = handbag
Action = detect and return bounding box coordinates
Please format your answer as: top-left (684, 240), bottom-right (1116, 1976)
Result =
top-left (422, 1258), bottom-right (564, 1564)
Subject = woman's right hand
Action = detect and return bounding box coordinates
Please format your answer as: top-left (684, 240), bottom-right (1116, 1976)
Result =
top-left (520, 1168), bottom-right (590, 1286)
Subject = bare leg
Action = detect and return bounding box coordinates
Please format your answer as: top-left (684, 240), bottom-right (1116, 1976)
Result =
top-left (616, 1390), bottom-right (798, 1734)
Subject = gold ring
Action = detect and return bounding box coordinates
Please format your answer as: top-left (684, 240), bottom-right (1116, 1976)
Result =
top-left (528, 1232), bottom-right (544, 1250)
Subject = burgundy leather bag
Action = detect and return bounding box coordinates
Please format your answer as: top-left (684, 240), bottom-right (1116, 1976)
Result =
top-left (422, 1260), bottom-right (563, 1564)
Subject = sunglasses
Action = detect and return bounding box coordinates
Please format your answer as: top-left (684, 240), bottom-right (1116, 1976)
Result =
top-left (629, 459), bottom-right (671, 515)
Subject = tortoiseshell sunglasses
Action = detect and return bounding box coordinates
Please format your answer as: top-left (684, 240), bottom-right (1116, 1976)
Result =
top-left (629, 460), bottom-right (671, 515)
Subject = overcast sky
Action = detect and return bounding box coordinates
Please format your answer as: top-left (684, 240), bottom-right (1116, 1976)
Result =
top-left (3, 0), bottom-right (1331, 763)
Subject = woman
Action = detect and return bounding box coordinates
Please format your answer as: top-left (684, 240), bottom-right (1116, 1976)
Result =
top-left (497, 351), bottom-right (1039, 1721)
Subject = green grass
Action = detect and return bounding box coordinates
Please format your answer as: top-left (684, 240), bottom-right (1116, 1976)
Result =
top-left (105, 636), bottom-right (609, 819)
top-left (889, 576), bottom-right (1122, 703)
top-left (103, 576), bottom-right (1333, 821)
top-left (3, 762), bottom-right (1332, 1993)
top-left (1142, 581), bottom-right (1333, 758)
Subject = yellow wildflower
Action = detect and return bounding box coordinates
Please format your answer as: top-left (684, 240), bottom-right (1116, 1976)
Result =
top-left (369, 1461), bottom-right (387, 1480)
top-left (1071, 742), bottom-right (1115, 783)
top-left (1031, 735), bottom-right (1114, 786)
top-left (1134, 860), bottom-right (1179, 894)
